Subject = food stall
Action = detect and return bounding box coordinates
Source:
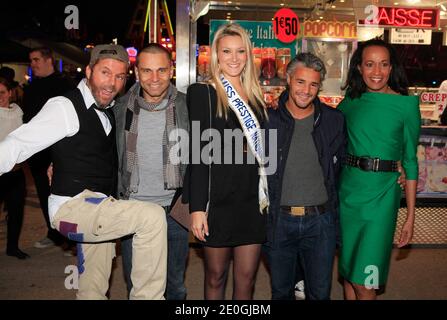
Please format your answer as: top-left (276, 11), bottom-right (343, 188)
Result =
top-left (411, 87), bottom-right (447, 202)
top-left (208, 19), bottom-right (300, 104)
top-left (205, 18), bottom-right (357, 106)
top-left (175, 0), bottom-right (447, 245)
top-left (300, 20), bottom-right (357, 107)
top-left (175, 0), bottom-right (355, 94)
top-left (417, 127), bottom-right (447, 200)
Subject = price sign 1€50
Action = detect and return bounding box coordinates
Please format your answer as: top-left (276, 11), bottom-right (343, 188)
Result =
top-left (273, 8), bottom-right (299, 43)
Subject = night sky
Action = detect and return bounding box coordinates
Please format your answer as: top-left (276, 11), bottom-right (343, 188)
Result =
top-left (0, 0), bottom-right (214, 48)
top-left (1, 0), bottom-right (173, 45)
top-left (3, 1), bottom-right (445, 86)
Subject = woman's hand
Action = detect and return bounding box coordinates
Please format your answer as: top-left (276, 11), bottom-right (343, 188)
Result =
top-left (398, 217), bottom-right (414, 248)
top-left (399, 179), bottom-right (417, 248)
top-left (397, 161), bottom-right (406, 190)
top-left (191, 211), bottom-right (209, 242)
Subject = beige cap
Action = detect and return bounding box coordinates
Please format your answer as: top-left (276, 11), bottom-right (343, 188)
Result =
top-left (89, 44), bottom-right (129, 65)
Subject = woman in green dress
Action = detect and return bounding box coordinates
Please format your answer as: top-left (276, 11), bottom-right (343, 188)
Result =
top-left (337, 39), bottom-right (420, 300)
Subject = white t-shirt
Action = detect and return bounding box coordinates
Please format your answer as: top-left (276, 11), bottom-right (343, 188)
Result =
top-left (0, 103), bottom-right (23, 141)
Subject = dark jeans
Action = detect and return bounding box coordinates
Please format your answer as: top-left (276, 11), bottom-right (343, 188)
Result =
top-left (264, 209), bottom-right (336, 300)
top-left (122, 212), bottom-right (189, 300)
top-left (28, 152), bottom-right (65, 244)
top-left (0, 170), bottom-right (26, 252)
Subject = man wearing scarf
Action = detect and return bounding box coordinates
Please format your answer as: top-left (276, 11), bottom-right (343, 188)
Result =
top-left (114, 44), bottom-right (190, 300)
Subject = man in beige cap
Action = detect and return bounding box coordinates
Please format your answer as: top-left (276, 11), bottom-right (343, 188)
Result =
top-left (0, 44), bottom-right (167, 300)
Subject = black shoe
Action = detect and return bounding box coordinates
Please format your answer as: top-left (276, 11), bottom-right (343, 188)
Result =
top-left (7, 249), bottom-right (30, 259)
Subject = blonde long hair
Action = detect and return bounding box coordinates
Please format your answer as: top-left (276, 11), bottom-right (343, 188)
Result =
top-left (209, 23), bottom-right (266, 119)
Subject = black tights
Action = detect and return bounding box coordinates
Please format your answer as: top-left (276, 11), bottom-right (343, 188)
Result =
top-left (0, 170), bottom-right (26, 252)
top-left (204, 244), bottom-right (262, 300)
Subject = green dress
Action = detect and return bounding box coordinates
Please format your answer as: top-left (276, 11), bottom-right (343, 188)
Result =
top-left (337, 92), bottom-right (420, 286)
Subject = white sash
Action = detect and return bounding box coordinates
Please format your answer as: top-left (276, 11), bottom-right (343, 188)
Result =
top-left (220, 75), bottom-right (269, 213)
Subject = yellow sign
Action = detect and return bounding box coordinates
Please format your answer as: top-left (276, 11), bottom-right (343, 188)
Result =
top-left (303, 21), bottom-right (357, 39)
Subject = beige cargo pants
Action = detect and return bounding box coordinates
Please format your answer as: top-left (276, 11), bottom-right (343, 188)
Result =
top-left (52, 189), bottom-right (167, 300)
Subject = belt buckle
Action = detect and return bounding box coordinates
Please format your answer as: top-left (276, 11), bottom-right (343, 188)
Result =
top-left (290, 206), bottom-right (305, 216)
top-left (372, 158), bottom-right (380, 172)
top-left (358, 157), bottom-right (369, 171)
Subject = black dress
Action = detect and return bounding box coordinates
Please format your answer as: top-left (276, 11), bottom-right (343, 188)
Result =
top-left (185, 83), bottom-right (266, 247)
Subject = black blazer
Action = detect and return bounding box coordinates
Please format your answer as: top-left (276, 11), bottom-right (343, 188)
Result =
top-left (182, 82), bottom-right (265, 212)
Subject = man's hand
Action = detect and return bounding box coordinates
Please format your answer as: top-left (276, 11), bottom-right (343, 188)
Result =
top-left (11, 164), bottom-right (22, 172)
top-left (47, 163), bottom-right (53, 186)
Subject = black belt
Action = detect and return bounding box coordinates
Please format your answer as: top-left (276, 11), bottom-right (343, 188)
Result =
top-left (345, 154), bottom-right (398, 172)
top-left (280, 204), bottom-right (327, 217)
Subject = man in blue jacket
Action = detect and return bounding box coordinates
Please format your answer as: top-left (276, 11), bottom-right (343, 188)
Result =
top-left (264, 52), bottom-right (347, 300)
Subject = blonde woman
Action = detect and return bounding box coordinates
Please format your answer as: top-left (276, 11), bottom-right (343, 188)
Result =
top-left (185, 23), bottom-right (268, 299)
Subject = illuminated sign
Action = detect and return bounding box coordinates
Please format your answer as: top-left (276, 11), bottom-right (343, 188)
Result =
top-left (421, 92), bottom-right (447, 114)
top-left (360, 7), bottom-right (439, 29)
top-left (126, 47), bottom-right (138, 64)
top-left (126, 47), bottom-right (138, 57)
top-left (273, 8), bottom-right (300, 43)
top-left (303, 21), bottom-right (357, 39)
top-left (421, 92), bottom-right (447, 103)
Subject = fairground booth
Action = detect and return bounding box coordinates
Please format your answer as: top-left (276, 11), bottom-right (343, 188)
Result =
top-left (172, 0), bottom-right (447, 247)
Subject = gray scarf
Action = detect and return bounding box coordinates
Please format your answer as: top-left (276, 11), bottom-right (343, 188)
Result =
top-left (125, 82), bottom-right (182, 193)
